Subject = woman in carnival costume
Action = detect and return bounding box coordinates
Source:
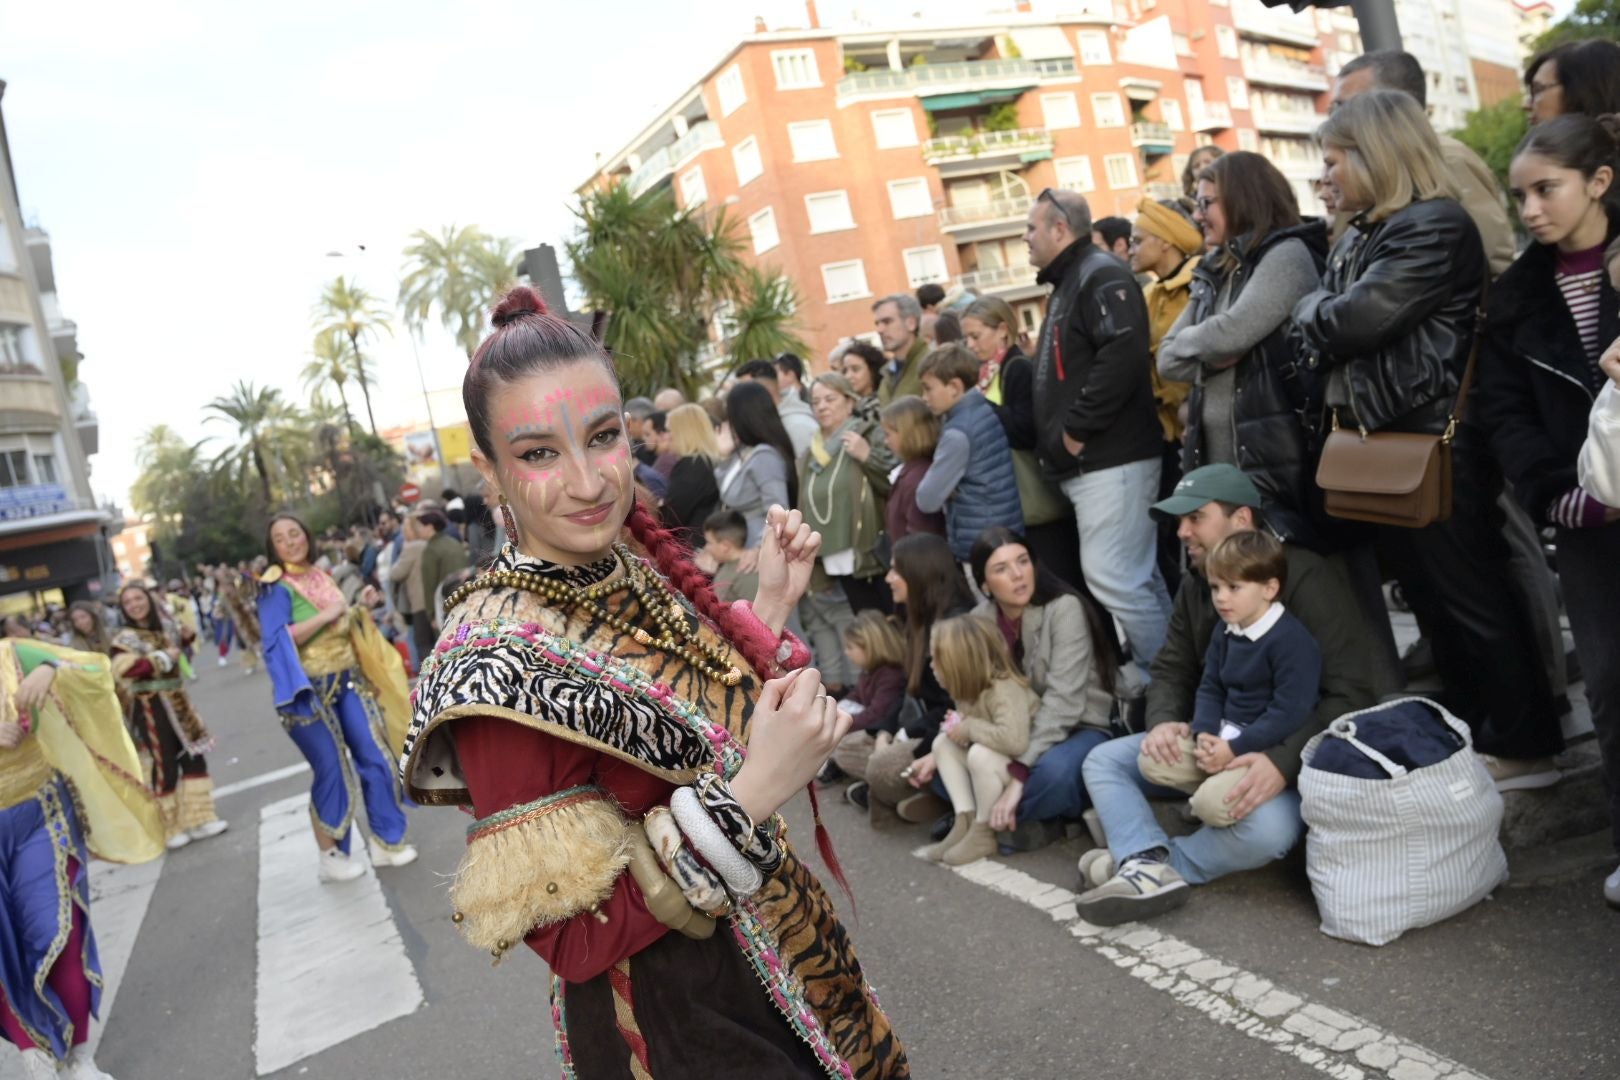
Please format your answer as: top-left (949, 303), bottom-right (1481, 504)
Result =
top-left (109, 585), bottom-right (227, 851)
top-left (1, 635), bottom-right (165, 1078)
top-left (401, 286), bottom-right (908, 1079)
top-left (258, 514), bottom-right (417, 883)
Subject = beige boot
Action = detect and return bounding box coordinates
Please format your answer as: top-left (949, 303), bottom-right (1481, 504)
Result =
top-left (919, 813), bottom-right (973, 862)
top-left (942, 820), bottom-right (998, 866)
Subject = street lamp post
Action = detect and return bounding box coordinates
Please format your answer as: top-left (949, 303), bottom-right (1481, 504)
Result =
top-left (325, 246), bottom-right (447, 492)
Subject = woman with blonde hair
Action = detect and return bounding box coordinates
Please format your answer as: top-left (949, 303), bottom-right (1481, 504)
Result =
top-left (661, 402), bottom-right (722, 546)
top-left (1292, 89), bottom-right (1562, 784)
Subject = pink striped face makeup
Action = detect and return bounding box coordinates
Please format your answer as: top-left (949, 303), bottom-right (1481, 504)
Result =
top-left (479, 362), bottom-right (634, 565)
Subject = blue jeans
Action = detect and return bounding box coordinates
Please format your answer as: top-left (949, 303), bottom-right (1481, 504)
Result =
top-left (1059, 457), bottom-right (1172, 665)
top-left (1081, 732), bottom-right (1302, 885)
top-left (1019, 727), bottom-right (1111, 822)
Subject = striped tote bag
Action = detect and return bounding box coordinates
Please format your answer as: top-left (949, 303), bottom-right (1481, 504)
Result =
top-left (1299, 697), bottom-right (1508, 946)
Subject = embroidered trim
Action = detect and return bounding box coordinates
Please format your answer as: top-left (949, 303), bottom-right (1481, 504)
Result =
top-left (551, 974), bottom-right (576, 1079)
top-left (466, 785), bottom-right (607, 842)
top-left (607, 960), bottom-right (654, 1079)
top-left (285, 668), bottom-right (405, 846)
top-left (730, 903), bottom-right (855, 1080)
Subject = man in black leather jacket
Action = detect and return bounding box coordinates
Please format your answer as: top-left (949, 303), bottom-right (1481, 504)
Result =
top-left (1025, 188), bottom-right (1172, 669)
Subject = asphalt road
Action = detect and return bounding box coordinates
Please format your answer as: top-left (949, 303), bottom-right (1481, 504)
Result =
top-left (55, 658), bottom-right (1620, 1080)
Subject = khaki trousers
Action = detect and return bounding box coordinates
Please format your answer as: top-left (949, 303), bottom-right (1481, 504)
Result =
top-left (1137, 735), bottom-right (1247, 829)
top-left (867, 739), bottom-right (924, 807)
top-left (932, 733), bottom-right (1011, 823)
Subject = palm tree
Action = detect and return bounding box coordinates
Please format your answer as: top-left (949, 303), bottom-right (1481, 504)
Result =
top-left (205, 380), bottom-right (284, 504)
top-left (399, 225), bottom-right (522, 358)
top-left (131, 425), bottom-right (203, 521)
top-left (567, 185), bottom-right (749, 395)
top-left (300, 330), bottom-right (359, 434)
top-left (727, 266), bottom-right (809, 365)
top-left (313, 277), bottom-right (391, 436)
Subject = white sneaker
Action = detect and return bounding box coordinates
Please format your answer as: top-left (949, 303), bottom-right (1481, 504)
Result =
top-left (1074, 856), bottom-right (1190, 927)
top-left (318, 847), bottom-right (366, 883)
top-left (188, 819), bottom-right (228, 842)
top-left (369, 839), bottom-right (418, 868)
top-left (1076, 848), bottom-right (1116, 891)
top-left (1605, 864), bottom-right (1620, 911)
top-left (64, 1047), bottom-right (114, 1080)
top-left (165, 831), bottom-right (192, 851)
top-left (217, 656), bottom-right (227, 668)
top-left (18, 1048), bottom-right (58, 1080)
top-left (245, 665), bottom-right (256, 675)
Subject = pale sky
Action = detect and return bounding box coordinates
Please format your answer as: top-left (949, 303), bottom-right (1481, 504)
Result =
top-left (2, 0), bottom-right (972, 508)
top-left (1, 0), bottom-right (1568, 509)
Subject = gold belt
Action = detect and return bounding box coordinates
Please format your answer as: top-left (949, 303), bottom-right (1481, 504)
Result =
top-left (0, 739), bottom-right (53, 811)
top-left (300, 627), bottom-right (358, 678)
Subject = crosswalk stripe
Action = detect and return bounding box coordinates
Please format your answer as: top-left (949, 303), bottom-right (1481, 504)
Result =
top-left (253, 793), bottom-right (424, 1076)
top-left (214, 762), bottom-right (312, 799)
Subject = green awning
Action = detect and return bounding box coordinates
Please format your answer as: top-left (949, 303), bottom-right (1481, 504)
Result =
top-left (920, 87), bottom-right (1028, 111)
top-left (1020, 149), bottom-right (1052, 164)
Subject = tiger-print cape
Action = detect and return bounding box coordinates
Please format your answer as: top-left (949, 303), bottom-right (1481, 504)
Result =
top-left (402, 545), bottom-right (907, 1080)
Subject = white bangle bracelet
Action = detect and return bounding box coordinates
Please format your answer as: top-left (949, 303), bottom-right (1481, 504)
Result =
top-left (670, 787), bottom-right (763, 897)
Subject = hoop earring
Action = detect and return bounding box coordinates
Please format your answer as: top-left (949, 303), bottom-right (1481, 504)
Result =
top-left (499, 498), bottom-right (518, 543)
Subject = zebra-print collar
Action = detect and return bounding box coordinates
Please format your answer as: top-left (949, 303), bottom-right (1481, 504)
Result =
top-left (494, 544), bottom-right (620, 589)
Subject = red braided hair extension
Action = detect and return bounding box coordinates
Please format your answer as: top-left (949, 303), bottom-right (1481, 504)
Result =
top-left (621, 501), bottom-right (853, 909)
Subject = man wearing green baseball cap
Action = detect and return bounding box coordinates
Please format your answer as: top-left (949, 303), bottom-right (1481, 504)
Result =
top-left (1074, 464), bottom-right (1395, 926)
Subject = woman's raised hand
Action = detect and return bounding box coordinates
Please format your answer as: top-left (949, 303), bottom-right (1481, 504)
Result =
top-left (752, 506), bottom-right (821, 632)
top-left (840, 430), bottom-right (872, 462)
top-left (730, 668), bottom-right (852, 821)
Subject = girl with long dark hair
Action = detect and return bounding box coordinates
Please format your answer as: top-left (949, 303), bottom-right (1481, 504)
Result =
top-left (258, 514), bottom-right (417, 883)
top-left (110, 584), bottom-right (226, 850)
top-left (1480, 112), bottom-right (1620, 906)
top-left (399, 286), bottom-right (906, 1078)
top-left (716, 379), bottom-right (799, 548)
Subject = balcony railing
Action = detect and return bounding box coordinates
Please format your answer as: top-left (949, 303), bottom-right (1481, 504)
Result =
top-left (624, 121), bottom-right (724, 198)
top-left (1250, 104), bottom-right (1326, 135)
top-left (1241, 54), bottom-right (1329, 91)
top-left (1144, 183), bottom-right (1183, 201)
top-left (838, 57), bottom-right (1077, 98)
top-left (625, 147), bottom-right (672, 198)
top-left (1130, 121), bottom-right (1175, 148)
top-left (922, 127), bottom-right (1055, 164)
top-left (959, 264), bottom-right (1040, 294)
top-left (938, 194), bottom-right (1033, 230)
top-left (1189, 102), bottom-right (1232, 131)
top-left (1232, 0), bottom-right (1322, 47)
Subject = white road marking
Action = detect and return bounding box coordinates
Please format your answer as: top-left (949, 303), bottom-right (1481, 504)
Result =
top-left (254, 793), bottom-right (423, 1076)
top-left (215, 762), bottom-right (312, 800)
top-left (0, 857), bottom-right (165, 1079)
top-left (920, 849), bottom-right (1499, 1080)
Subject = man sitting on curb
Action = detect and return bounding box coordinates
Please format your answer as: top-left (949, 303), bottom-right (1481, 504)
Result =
top-left (1075, 465), bottom-right (1392, 925)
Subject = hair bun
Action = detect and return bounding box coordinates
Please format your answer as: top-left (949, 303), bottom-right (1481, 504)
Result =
top-left (491, 285), bottom-right (549, 328)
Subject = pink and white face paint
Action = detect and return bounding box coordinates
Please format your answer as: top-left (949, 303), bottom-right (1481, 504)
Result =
top-left (479, 361), bottom-right (635, 566)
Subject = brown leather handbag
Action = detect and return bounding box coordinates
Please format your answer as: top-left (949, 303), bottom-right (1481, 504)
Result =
top-left (1314, 305), bottom-right (1483, 529)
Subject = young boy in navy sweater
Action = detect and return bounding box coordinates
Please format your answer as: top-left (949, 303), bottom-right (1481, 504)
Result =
top-left (914, 344), bottom-right (1024, 562)
top-left (1137, 529), bottom-right (1322, 827)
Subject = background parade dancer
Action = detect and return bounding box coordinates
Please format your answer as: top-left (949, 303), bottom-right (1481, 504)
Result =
top-left (0, 637), bottom-right (165, 1079)
top-left (401, 286), bottom-right (907, 1078)
top-left (258, 515), bottom-right (418, 883)
top-left (108, 585), bottom-right (227, 851)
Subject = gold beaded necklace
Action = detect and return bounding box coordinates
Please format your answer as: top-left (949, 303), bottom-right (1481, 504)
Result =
top-left (444, 544), bottom-right (744, 686)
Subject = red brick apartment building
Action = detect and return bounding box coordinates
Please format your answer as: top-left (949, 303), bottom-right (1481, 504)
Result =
top-left (578, 0), bottom-right (1371, 365)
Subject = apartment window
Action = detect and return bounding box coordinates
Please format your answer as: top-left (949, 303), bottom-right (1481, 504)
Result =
top-left (822, 260), bottom-right (871, 304)
top-left (0, 226), bottom-right (14, 273)
top-left (1173, 33), bottom-right (1193, 57)
top-left (902, 246), bottom-right (949, 288)
top-left (1077, 30), bottom-right (1112, 65)
top-left (805, 190), bottom-right (855, 233)
top-left (717, 64), bottom-right (747, 117)
top-left (772, 49), bottom-right (821, 90)
top-left (680, 167), bottom-right (707, 207)
top-left (1237, 128), bottom-right (1259, 151)
top-left (0, 450), bottom-right (27, 488)
top-left (1215, 25), bottom-right (1239, 59)
top-left (1227, 76), bottom-right (1250, 110)
top-left (788, 120), bottom-right (839, 162)
top-left (871, 108), bottom-right (919, 149)
top-left (1055, 155), bottom-right (1095, 192)
top-left (1040, 93), bottom-right (1081, 130)
top-left (749, 207), bottom-right (780, 255)
top-left (732, 136), bottom-right (763, 185)
top-left (887, 177), bottom-right (933, 219)
top-left (32, 454), bottom-right (57, 485)
top-left (1090, 93), bottom-right (1126, 128)
top-left (1104, 153), bottom-right (1138, 189)
top-left (1161, 99), bottom-right (1185, 131)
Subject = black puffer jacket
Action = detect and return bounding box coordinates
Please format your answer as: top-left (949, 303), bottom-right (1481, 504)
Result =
top-left (1292, 199), bottom-right (1486, 435)
top-left (1182, 221), bottom-right (1329, 544)
top-left (1031, 239), bottom-right (1162, 481)
top-left (1477, 208), bottom-right (1620, 526)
